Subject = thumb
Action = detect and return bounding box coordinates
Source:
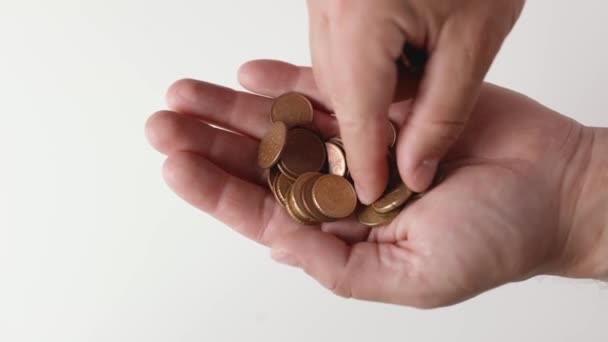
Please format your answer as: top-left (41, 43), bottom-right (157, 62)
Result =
top-left (270, 229), bottom-right (418, 305)
top-left (398, 29), bottom-right (498, 192)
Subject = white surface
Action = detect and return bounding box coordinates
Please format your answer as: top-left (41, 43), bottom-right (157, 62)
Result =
top-left (0, 1), bottom-right (607, 341)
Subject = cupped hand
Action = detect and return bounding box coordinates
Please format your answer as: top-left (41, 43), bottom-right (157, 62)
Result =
top-left (146, 60), bottom-right (584, 308)
top-left (306, 0), bottom-right (525, 202)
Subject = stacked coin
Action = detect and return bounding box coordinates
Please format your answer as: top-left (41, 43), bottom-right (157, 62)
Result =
top-left (258, 92), bottom-right (440, 227)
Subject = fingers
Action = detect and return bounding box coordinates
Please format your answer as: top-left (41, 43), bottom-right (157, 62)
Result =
top-left (398, 26), bottom-right (500, 192)
top-left (145, 110), bottom-right (264, 184)
top-left (166, 79), bottom-right (272, 139)
top-left (238, 59), bottom-right (415, 127)
top-left (163, 151), bottom-right (303, 246)
top-left (307, 1), bottom-right (333, 109)
top-left (167, 78), bottom-right (338, 140)
top-left (238, 61), bottom-right (339, 138)
top-left (270, 229), bottom-right (428, 306)
top-left (238, 59), bottom-right (330, 110)
top-left (323, 8), bottom-right (406, 204)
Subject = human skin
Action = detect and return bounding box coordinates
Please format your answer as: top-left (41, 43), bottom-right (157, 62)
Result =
top-left (306, 0), bottom-right (525, 203)
top-left (145, 60), bottom-right (607, 308)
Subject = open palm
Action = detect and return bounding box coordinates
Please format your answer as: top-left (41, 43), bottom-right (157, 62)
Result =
top-left (146, 60), bottom-right (581, 307)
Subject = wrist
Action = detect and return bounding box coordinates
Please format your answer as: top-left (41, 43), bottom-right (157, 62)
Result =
top-left (558, 127), bottom-right (608, 280)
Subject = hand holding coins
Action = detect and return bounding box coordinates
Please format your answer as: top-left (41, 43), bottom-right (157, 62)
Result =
top-left (258, 92), bottom-right (442, 227)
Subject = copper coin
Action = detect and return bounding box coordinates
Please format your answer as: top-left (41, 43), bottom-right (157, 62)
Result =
top-left (277, 161), bottom-right (297, 181)
top-left (311, 174), bottom-right (357, 219)
top-left (372, 181), bottom-right (413, 214)
top-left (257, 121), bottom-right (287, 169)
top-left (270, 175), bottom-right (284, 207)
top-left (285, 187), bottom-right (312, 225)
top-left (300, 173), bottom-right (332, 222)
top-left (267, 166), bottom-right (279, 189)
top-left (325, 142), bottom-right (347, 177)
top-left (270, 92), bottom-right (314, 128)
top-left (280, 128), bottom-right (326, 177)
top-left (288, 173), bottom-right (320, 224)
top-left (275, 173), bottom-right (294, 207)
top-left (387, 121), bottom-right (397, 148)
top-left (357, 205), bottom-right (400, 227)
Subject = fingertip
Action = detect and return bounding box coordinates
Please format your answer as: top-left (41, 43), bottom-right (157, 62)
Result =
top-left (396, 141), bottom-right (438, 193)
top-left (145, 110), bottom-right (178, 153)
top-left (355, 177), bottom-right (386, 205)
top-left (165, 78), bottom-right (196, 111)
top-left (341, 128), bottom-right (390, 204)
top-left (411, 159), bottom-right (438, 192)
top-left (237, 59), bottom-right (296, 91)
top-left (236, 59), bottom-right (266, 89)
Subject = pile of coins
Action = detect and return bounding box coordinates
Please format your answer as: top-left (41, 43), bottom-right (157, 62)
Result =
top-left (257, 92), bottom-right (439, 227)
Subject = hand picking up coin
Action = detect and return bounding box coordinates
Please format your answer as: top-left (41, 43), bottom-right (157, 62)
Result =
top-left (257, 92), bottom-right (444, 227)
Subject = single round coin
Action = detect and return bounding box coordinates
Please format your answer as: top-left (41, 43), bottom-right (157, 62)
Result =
top-left (285, 188), bottom-right (312, 225)
top-left (280, 128), bottom-right (326, 177)
top-left (288, 173), bottom-right (320, 224)
top-left (257, 121), bottom-right (288, 169)
top-left (270, 171), bottom-right (286, 207)
top-left (357, 205), bottom-right (400, 227)
top-left (275, 173), bottom-right (294, 207)
top-left (325, 142), bottom-right (347, 177)
top-left (311, 174), bottom-right (357, 219)
top-left (372, 182), bottom-right (413, 214)
top-left (277, 161), bottom-right (297, 181)
top-left (267, 166), bottom-right (279, 189)
top-left (270, 92), bottom-right (314, 128)
top-left (301, 174), bottom-right (332, 222)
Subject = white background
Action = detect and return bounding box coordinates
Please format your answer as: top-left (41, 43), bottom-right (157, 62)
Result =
top-left (1, 1), bottom-right (607, 341)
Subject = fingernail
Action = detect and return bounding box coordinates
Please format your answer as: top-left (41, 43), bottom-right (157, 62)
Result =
top-left (271, 249), bottom-right (301, 268)
top-left (413, 159), bottom-right (438, 192)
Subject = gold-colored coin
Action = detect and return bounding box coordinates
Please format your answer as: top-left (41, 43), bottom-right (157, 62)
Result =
top-left (280, 128), bottom-right (326, 177)
top-left (300, 173), bottom-right (332, 222)
top-left (267, 166), bottom-right (279, 189)
top-left (285, 187), bottom-right (311, 225)
top-left (311, 174), bottom-right (357, 219)
top-left (270, 92), bottom-right (314, 128)
top-left (267, 168), bottom-right (283, 206)
top-left (325, 142), bottom-right (347, 177)
top-left (287, 173), bottom-right (320, 225)
top-left (277, 161), bottom-right (297, 181)
top-left (357, 205), bottom-right (400, 227)
top-left (257, 121), bottom-right (287, 169)
top-left (274, 173), bottom-right (294, 207)
top-left (372, 181), bottom-right (413, 214)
